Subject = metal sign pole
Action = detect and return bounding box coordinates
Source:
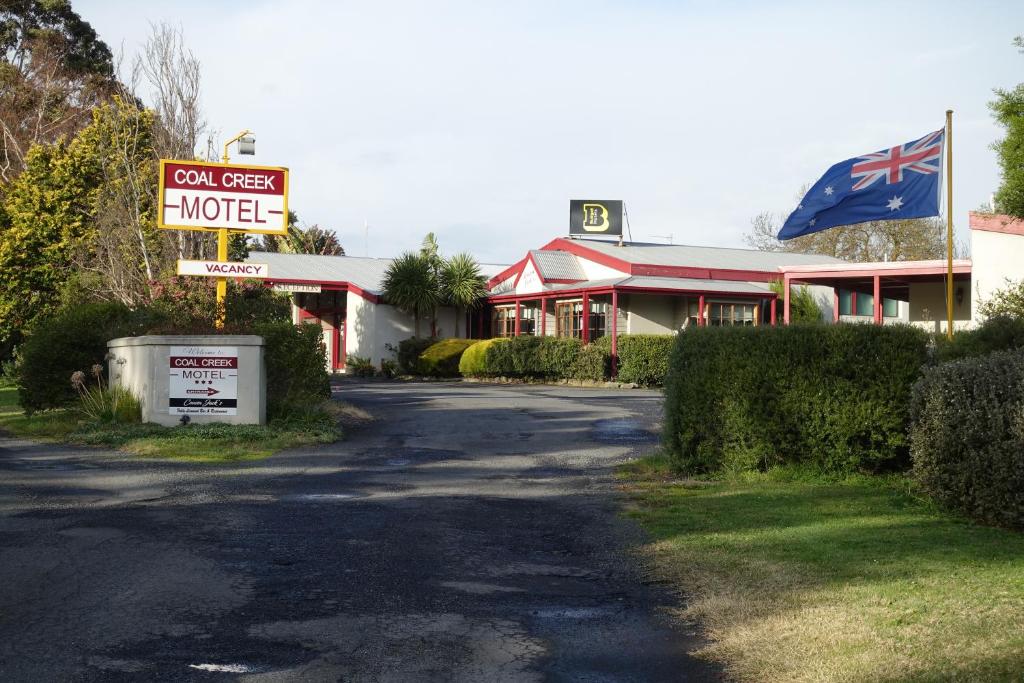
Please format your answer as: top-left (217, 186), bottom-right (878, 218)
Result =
top-left (216, 130), bottom-right (252, 329)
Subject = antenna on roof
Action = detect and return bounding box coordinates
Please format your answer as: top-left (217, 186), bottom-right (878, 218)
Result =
top-left (623, 203), bottom-right (634, 246)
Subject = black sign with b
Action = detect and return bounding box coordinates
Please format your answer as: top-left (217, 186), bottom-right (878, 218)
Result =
top-left (569, 200), bottom-right (623, 236)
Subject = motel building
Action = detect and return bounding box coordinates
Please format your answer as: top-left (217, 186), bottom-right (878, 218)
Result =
top-left (250, 212), bottom-right (1024, 374)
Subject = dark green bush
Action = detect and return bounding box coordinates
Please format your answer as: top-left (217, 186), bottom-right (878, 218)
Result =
top-left (663, 324), bottom-right (930, 475)
top-left (393, 337), bottom-right (437, 375)
top-left (910, 349), bottom-right (1024, 529)
top-left (459, 339), bottom-right (506, 377)
top-left (17, 302), bottom-right (161, 413)
top-left (615, 334), bottom-right (675, 386)
top-left (255, 321), bottom-right (331, 420)
top-left (418, 338), bottom-right (477, 377)
top-left (480, 335), bottom-right (608, 381)
top-left (934, 315), bottom-right (1024, 362)
top-left (570, 343), bottom-right (610, 381)
top-left (345, 355), bottom-right (376, 377)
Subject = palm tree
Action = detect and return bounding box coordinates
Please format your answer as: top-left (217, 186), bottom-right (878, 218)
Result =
top-left (420, 233), bottom-right (444, 334)
top-left (442, 253), bottom-right (487, 337)
top-left (382, 252), bottom-right (440, 338)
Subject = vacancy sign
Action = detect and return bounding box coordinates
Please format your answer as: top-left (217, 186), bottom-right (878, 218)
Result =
top-left (177, 260), bottom-right (269, 278)
top-left (169, 346), bottom-right (238, 416)
top-left (158, 160), bottom-right (289, 235)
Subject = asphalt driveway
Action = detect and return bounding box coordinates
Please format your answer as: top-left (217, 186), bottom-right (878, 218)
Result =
top-left (0, 381), bottom-right (719, 682)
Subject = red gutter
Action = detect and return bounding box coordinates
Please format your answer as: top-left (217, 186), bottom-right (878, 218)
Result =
top-left (487, 284), bottom-right (776, 304)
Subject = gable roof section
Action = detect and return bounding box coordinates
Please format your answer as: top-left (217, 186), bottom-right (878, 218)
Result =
top-left (529, 250), bottom-right (586, 281)
top-left (539, 238), bottom-right (845, 282)
top-left (489, 274), bottom-right (774, 301)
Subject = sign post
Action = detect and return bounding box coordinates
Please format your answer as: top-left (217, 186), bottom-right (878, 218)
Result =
top-left (157, 132), bottom-right (288, 328)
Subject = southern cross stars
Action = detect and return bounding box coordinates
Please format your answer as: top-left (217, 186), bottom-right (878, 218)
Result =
top-left (824, 186), bottom-right (834, 196)
top-left (886, 196), bottom-right (904, 211)
top-left (809, 219), bottom-right (817, 227)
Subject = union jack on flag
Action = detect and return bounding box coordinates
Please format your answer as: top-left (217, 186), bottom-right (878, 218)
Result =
top-left (778, 128), bottom-right (945, 241)
top-left (850, 130), bottom-right (943, 191)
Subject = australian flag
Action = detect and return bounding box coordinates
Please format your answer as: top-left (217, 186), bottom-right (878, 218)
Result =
top-left (777, 129), bottom-right (944, 240)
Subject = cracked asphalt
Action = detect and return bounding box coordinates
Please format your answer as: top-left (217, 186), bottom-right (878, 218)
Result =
top-left (0, 380), bottom-right (720, 682)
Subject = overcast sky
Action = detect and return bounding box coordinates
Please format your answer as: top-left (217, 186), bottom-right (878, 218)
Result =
top-left (77, 0), bottom-right (1024, 265)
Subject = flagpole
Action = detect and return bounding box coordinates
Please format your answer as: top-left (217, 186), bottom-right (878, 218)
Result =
top-left (945, 110), bottom-right (954, 340)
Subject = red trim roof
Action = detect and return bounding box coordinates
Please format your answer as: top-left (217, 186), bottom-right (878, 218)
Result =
top-left (969, 211), bottom-right (1024, 236)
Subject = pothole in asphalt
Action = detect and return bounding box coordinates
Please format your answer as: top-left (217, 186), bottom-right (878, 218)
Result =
top-left (590, 418), bottom-right (657, 445)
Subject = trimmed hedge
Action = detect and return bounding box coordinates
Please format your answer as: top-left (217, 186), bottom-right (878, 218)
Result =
top-left (459, 338), bottom-right (506, 377)
top-left (596, 334), bottom-right (675, 386)
top-left (910, 348), bottom-right (1024, 529)
top-left (252, 321), bottom-right (332, 420)
top-left (462, 336), bottom-right (610, 381)
top-left (663, 324), bottom-right (930, 475)
top-left (934, 315), bottom-right (1024, 362)
top-left (418, 338), bottom-right (477, 377)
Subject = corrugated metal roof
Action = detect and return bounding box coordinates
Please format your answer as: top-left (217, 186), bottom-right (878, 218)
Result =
top-left (567, 239), bottom-right (846, 270)
top-left (250, 252), bottom-right (509, 295)
top-left (530, 250), bottom-right (585, 281)
top-left (539, 275), bottom-right (772, 296)
top-left (251, 252), bottom-right (394, 293)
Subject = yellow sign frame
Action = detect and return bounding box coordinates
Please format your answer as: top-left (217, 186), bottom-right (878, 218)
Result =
top-left (157, 158), bottom-right (290, 236)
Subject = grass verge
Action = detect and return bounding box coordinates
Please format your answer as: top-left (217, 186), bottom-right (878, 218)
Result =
top-left (619, 456), bottom-right (1024, 683)
top-left (0, 383), bottom-right (342, 462)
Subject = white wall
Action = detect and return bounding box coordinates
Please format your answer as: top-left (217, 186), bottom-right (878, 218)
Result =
top-left (908, 281), bottom-right (972, 334)
top-left (626, 295), bottom-right (677, 334)
top-left (971, 228), bottom-right (1024, 322)
top-left (576, 255), bottom-right (628, 281)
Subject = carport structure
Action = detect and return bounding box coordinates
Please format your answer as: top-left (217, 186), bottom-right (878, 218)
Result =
top-left (779, 259), bottom-right (973, 326)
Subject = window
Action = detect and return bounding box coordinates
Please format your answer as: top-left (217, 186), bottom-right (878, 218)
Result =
top-left (839, 289), bottom-right (853, 316)
top-left (520, 306), bottom-right (537, 336)
top-left (883, 298), bottom-right (899, 318)
top-left (686, 299), bottom-right (701, 327)
top-left (589, 301), bottom-right (608, 340)
top-left (555, 301), bottom-right (583, 338)
top-left (492, 307), bottom-right (515, 338)
top-left (708, 302), bottom-right (757, 326)
top-left (855, 292), bottom-right (874, 317)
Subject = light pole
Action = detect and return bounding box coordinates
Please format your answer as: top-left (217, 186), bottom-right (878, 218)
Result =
top-left (215, 130), bottom-right (255, 327)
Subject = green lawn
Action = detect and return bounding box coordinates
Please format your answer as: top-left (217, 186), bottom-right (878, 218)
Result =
top-left (0, 383), bottom-right (340, 461)
top-left (620, 457), bottom-right (1024, 682)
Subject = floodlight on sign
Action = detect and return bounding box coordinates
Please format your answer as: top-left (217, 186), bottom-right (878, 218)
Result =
top-left (238, 136), bottom-right (256, 155)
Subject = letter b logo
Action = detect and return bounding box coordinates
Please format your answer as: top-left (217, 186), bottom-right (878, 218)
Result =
top-left (582, 203), bottom-right (609, 232)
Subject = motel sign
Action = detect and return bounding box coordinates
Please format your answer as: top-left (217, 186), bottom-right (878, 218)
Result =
top-left (158, 160), bottom-right (289, 235)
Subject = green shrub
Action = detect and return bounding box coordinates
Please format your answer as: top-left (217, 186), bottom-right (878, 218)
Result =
top-left (345, 355), bottom-right (376, 377)
top-left (934, 315), bottom-right (1024, 362)
top-left (17, 302), bottom-right (159, 413)
top-left (255, 321), bottom-right (331, 420)
top-left (379, 359), bottom-right (398, 378)
top-left (570, 343), bottom-right (610, 381)
top-left (71, 365), bottom-right (141, 424)
top-left (393, 337), bottom-right (437, 375)
top-left (615, 334), bottom-right (675, 386)
top-left (910, 349), bottom-right (1024, 529)
top-left (663, 324), bottom-right (930, 475)
top-left (459, 339), bottom-right (505, 377)
top-left (536, 337), bottom-right (583, 377)
top-left (485, 335), bottom-right (541, 377)
top-left (418, 338), bottom-right (477, 377)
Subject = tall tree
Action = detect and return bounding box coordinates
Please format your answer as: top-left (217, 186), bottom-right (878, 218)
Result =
top-left (381, 252), bottom-right (439, 338)
top-left (745, 209), bottom-right (951, 262)
top-left (0, 0), bottom-right (117, 183)
top-left (991, 35), bottom-right (1024, 219)
top-left (441, 252), bottom-right (487, 337)
top-left (255, 212), bottom-right (344, 255)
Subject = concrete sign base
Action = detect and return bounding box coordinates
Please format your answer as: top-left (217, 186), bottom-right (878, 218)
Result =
top-left (107, 335), bottom-right (266, 427)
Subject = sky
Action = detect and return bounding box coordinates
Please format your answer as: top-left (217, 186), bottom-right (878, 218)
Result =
top-left (77, 0), bottom-right (1024, 265)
